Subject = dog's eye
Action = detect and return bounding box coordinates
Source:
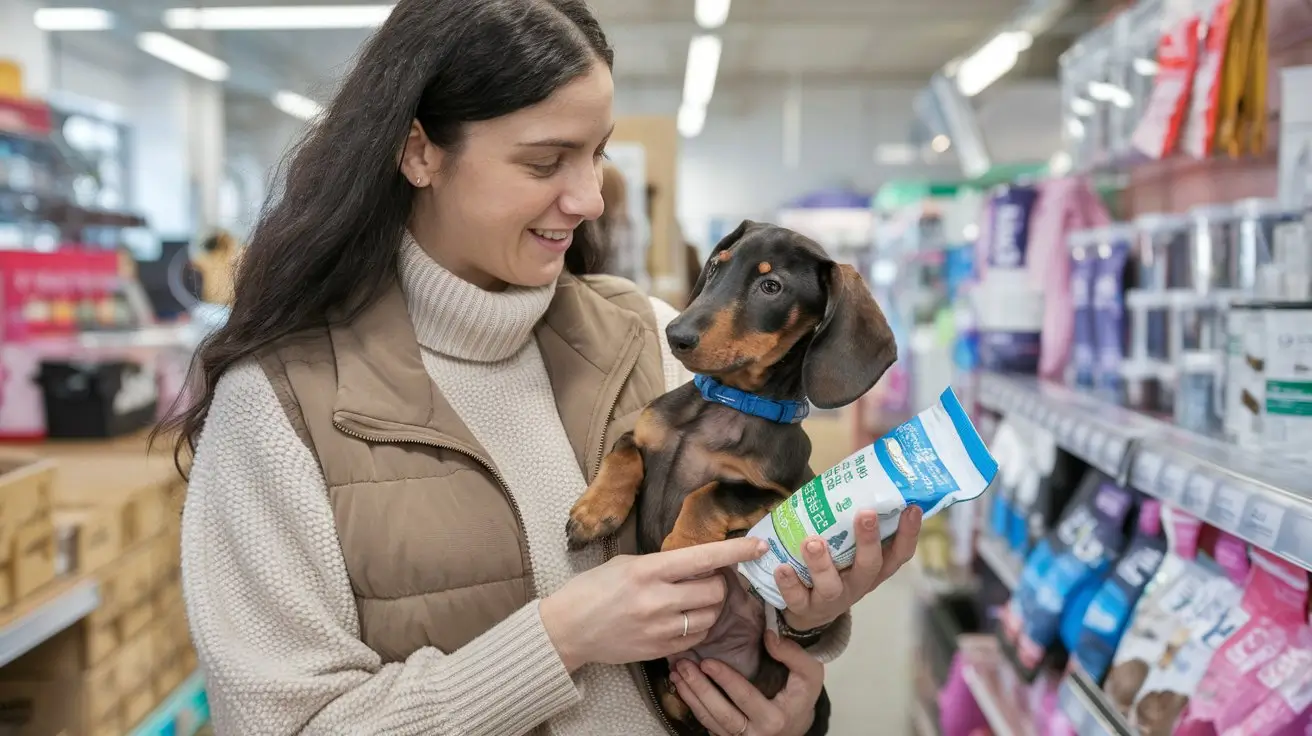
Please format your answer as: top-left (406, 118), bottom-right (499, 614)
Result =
top-left (759, 279), bottom-right (782, 295)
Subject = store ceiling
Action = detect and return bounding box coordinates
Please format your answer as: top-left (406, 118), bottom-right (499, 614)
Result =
top-left (49, 0), bottom-right (1062, 102)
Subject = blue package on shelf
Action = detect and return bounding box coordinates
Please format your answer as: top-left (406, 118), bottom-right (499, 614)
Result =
top-left (1072, 498), bottom-right (1167, 684)
top-left (998, 474), bottom-right (1135, 681)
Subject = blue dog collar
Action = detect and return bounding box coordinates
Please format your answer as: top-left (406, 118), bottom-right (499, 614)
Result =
top-left (693, 374), bottom-right (810, 424)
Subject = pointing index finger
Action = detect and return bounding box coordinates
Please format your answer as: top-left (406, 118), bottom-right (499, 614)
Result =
top-left (655, 537), bottom-right (769, 581)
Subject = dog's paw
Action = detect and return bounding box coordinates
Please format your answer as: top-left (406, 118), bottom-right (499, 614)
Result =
top-left (565, 504), bottom-right (620, 551)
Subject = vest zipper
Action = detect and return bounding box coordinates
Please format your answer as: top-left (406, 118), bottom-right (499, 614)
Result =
top-left (329, 420), bottom-right (538, 600)
top-left (587, 335), bottom-right (678, 736)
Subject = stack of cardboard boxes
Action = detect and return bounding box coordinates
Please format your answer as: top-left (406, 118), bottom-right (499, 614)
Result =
top-left (0, 453), bottom-right (195, 735)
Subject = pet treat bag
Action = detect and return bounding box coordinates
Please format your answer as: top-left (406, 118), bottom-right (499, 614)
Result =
top-left (1109, 511), bottom-right (1248, 735)
top-left (1178, 549), bottom-right (1310, 735)
top-left (998, 476), bottom-right (1134, 678)
top-left (1073, 499), bottom-right (1168, 684)
top-left (738, 387), bottom-right (997, 610)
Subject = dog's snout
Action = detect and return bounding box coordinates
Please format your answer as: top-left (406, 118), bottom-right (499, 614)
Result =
top-left (666, 323), bottom-right (700, 354)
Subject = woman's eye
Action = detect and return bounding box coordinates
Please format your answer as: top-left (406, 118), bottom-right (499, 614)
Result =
top-left (528, 161), bottom-right (561, 176)
top-left (760, 279), bottom-right (782, 295)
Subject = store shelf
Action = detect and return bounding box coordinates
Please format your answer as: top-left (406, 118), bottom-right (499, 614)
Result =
top-left (128, 670), bottom-right (209, 736)
top-left (980, 372), bottom-right (1312, 572)
top-left (0, 577), bottom-right (99, 668)
top-left (1057, 666), bottom-right (1133, 736)
top-left (961, 664), bottom-right (1032, 736)
top-left (976, 533), bottom-right (1023, 591)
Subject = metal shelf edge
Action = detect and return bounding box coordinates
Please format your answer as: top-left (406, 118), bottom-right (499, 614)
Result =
top-left (0, 579), bottom-right (100, 668)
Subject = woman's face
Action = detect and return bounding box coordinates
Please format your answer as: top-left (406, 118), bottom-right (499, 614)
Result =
top-left (403, 60), bottom-right (615, 291)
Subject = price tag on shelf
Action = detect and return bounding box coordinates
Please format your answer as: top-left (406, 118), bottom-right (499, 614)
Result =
top-left (1103, 435), bottom-right (1128, 470)
top-left (1071, 423), bottom-right (1092, 457)
top-left (1058, 415), bottom-right (1077, 444)
top-left (1158, 463), bottom-right (1190, 503)
top-left (1240, 498), bottom-right (1286, 550)
top-left (1132, 451), bottom-right (1165, 491)
top-left (1287, 516), bottom-right (1312, 570)
top-left (1182, 473), bottom-right (1218, 515)
top-left (1212, 484), bottom-right (1246, 530)
top-left (1086, 429), bottom-right (1108, 463)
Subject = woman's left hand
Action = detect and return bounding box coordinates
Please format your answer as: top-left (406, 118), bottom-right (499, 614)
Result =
top-left (776, 506), bottom-right (923, 632)
top-left (672, 630), bottom-right (824, 736)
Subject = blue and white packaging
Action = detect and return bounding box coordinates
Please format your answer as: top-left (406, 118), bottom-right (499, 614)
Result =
top-left (738, 387), bottom-right (998, 610)
top-left (988, 184), bottom-right (1040, 269)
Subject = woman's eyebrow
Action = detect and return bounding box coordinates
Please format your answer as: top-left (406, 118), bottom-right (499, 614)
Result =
top-left (519, 124), bottom-right (616, 150)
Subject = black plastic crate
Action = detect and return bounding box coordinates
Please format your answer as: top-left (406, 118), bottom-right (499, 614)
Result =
top-left (36, 360), bottom-right (157, 439)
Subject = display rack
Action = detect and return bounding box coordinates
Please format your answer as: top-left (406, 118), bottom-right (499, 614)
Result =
top-left (0, 577), bottom-right (99, 668)
top-left (975, 533), bottom-right (1023, 592)
top-left (1058, 666), bottom-right (1134, 736)
top-left (979, 371), bottom-right (1312, 572)
top-left (128, 670), bottom-right (209, 736)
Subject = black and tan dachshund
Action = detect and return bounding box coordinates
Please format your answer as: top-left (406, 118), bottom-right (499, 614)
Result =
top-left (566, 219), bottom-right (898, 734)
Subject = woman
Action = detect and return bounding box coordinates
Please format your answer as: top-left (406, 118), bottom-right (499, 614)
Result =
top-left (167, 1), bottom-right (921, 734)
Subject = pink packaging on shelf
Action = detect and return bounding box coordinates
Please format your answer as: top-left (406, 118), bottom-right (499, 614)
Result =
top-left (1179, 549), bottom-right (1311, 735)
top-left (1221, 626), bottom-right (1312, 736)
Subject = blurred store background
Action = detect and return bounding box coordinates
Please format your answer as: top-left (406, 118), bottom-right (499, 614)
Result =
top-left (1, 0), bottom-right (1311, 734)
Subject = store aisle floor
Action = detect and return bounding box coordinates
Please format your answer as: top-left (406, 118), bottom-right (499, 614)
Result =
top-left (825, 567), bottom-right (918, 735)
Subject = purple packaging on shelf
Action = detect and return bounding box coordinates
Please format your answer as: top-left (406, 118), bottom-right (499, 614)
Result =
top-left (1093, 229), bottom-right (1134, 392)
top-left (1070, 236), bottom-right (1098, 388)
top-left (989, 185), bottom-right (1040, 269)
top-left (979, 331), bottom-right (1042, 374)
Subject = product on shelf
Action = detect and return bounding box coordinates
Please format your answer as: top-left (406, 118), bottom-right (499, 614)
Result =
top-left (1093, 225), bottom-right (1137, 399)
top-left (1181, 0), bottom-right (1240, 160)
top-left (1177, 548), bottom-right (1310, 734)
top-left (1000, 473), bottom-right (1134, 681)
top-left (1073, 498), bottom-right (1168, 684)
top-left (1222, 625), bottom-right (1312, 735)
top-left (1131, 10), bottom-right (1202, 159)
top-left (1103, 508), bottom-right (1246, 735)
top-left (1071, 230), bottom-right (1100, 388)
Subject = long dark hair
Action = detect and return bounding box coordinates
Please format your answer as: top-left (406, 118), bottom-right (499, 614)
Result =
top-left (155, 0), bottom-right (614, 475)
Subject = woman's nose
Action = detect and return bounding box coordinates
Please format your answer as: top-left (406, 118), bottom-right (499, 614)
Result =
top-left (559, 164), bottom-right (605, 221)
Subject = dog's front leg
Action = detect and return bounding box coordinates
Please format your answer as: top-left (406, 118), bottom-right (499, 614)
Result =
top-left (566, 431), bottom-right (646, 550)
top-left (661, 482), bottom-right (773, 552)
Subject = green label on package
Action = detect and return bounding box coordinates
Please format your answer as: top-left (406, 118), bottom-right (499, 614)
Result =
top-left (771, 495), bottom-right (808, 558)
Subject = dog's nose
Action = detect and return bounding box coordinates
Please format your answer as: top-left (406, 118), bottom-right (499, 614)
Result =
top-left (666, 324), bottom-right (700, 354)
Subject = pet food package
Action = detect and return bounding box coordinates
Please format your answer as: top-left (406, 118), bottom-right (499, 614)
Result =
top-left (1073, 499), bottom-right (1168, 684)
top-left (738, 387), bottom-right (997, 610)
top-left (998, 476), bottom-right (1134, 680)
top-left (1107, 510), bottom-right (1247, 735)
top-left (1131, 11), bottom-right (1203, 159)
top-left (1178, 549), bottom-right (1311, 735)
top-left (1221, 626), bottom-right (1312, 736)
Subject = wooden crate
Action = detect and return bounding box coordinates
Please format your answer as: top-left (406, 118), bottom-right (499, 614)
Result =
top-left (54, 503), bottom-right (125, 577)
top-left (50, 456), bottom-right (177, 550)
top-left (9, 515), bottom-right (56, 604)
top-left (0, 454), bottom-right (56, 565)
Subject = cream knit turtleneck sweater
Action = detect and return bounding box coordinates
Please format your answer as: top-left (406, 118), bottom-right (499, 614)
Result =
top-left (181, 238), bottom-right (849, 736)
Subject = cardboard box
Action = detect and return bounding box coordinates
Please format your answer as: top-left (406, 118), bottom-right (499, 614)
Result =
top-left (55, 505), bottom-right (122, 576)
top-left (11, 516), bottom-right (56, 602)
top-left (0, 632), bottom-right (121, 734)
top-left (121, 685), bottom-right (156, 730)
top-left (50, 456), bottom-right (178, 548)
top-left (0, 454), bottom-right (55, 563)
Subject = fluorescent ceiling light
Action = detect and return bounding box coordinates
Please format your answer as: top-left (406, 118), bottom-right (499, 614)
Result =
top-left (682, 34), bottom-right (721, 107)
top-left (163, 5), bottom-right (394, 30)
top-left (1048, 150), bottom-right (1073, 176)
top-left (136, 32), bottom-right (230, 82)
top-left (678, 103), bottom-right (706, 138)
top-left (931, 135), bottom-right (952, 153)
top-left (1132, 57), bottom-right (1159, 76)
top-left (1070, 96), bottom-right (1096, 116)
top-left (695, 0), bottom-right (730, 29)
top-left (34, 8), bottom-right (113, 31)
top-left (955, 31), bottom-right (1031, 97)
top-left (273, 90), bottom-right (323, 121)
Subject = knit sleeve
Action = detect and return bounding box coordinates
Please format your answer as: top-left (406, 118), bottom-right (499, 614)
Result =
top-left (182, 360), bottom-right (582, 735)
top-left (646, 296), bottom-right (694, 391)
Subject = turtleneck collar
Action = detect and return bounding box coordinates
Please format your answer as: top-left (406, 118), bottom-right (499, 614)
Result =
top-left (397, 233), bottom-right (556, 363)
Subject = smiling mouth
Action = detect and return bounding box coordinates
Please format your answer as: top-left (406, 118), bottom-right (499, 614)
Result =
top-left (529, 227), bottom-right (573, 253)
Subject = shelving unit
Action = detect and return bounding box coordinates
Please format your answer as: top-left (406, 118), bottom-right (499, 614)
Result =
top-left (1058, 666), bottom-right (1133, 736)
top-left (979, 372), bottom-right (1312, 572)
top-left (975, 533), bottom-right (1023, 592)
top-left (0, 577), bottom-right (99, 668)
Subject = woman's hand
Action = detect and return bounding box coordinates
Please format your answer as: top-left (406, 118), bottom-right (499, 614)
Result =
top-left (777, 506), bottom-right (922, 632)
top-left (671, 630), bottom-right (824, 736)
top-left (540, 537), bottom-right (769, 672)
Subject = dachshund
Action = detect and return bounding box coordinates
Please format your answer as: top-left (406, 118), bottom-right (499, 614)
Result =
top-left (566, 219), bottom-right (898, 734)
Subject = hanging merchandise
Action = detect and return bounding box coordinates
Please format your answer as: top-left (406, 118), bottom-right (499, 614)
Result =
top-left (1180, 0), bottom-right (1239, 160)
top-left (1211, 0), bottom-right (1263, 157)
top-left (1131, 8), bottom-right (1204, 160)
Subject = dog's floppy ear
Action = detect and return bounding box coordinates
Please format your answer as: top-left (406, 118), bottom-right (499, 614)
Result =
top-left (802, 262), bottom-right (898, 409)
top-left (688, 219), bottom-right (759, 302)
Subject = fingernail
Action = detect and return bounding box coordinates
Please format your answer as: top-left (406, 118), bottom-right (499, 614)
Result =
top-left (756, 539), bottom-right (768, 555)
top-left (679, 660), bottom-right (695, 678)
top-left (862, 515), bottom-right (878, 531)
top-left (701, 661), bottom-right (718, 675)
top-left (911, 506), bottom-right (924, 521)
top-left (807, 539), bottom-right (824, 555)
